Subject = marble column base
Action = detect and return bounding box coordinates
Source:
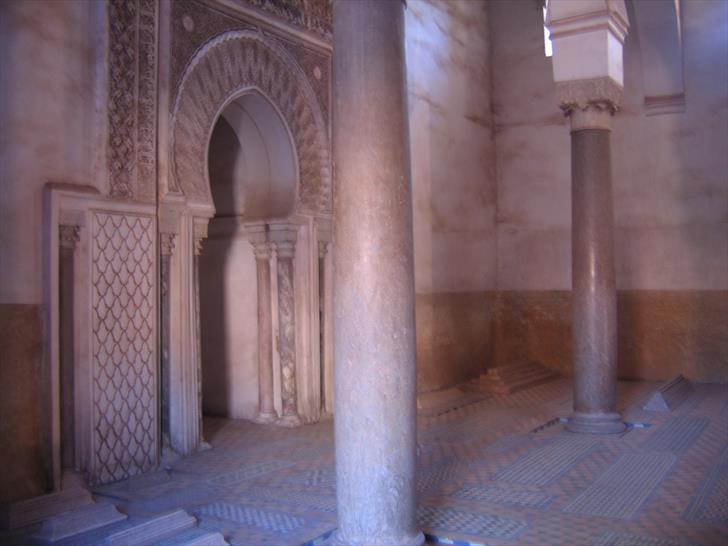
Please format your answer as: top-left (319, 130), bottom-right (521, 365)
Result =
top-left (277, 414), bottom-right (302, 428)
top-left (254, 412), bottom-right (278, 424)
top-left (566, 411), bottom-right (625, 434)
top-left (329, 530), bottom-right (425, 546)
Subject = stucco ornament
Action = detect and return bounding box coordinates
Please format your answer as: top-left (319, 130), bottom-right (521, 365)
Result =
top-left (171, 30), bottom-right (331, 214)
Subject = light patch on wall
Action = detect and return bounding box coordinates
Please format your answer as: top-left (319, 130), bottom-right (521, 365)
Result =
top-left (543, 3), bottom-right (552, 57)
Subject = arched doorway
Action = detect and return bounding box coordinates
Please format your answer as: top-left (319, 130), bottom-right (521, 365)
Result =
top-left (200, 90), bottom-right (297, 421)
top-left (163, 30), bottom-right (333, 455)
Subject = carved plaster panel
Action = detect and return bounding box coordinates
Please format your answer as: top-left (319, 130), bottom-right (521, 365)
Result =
top-left (107, 0), bottom-right (158, 202)
top-left (171, 30), bottom-right (331, 213)
top-left (90, 212), bottom-right (157, 484)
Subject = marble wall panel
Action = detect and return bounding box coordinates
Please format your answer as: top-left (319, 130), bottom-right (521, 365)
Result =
top-left (0, 305), bottom-right (46, 502)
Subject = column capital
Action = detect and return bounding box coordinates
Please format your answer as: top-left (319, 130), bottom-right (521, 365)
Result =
top-left (251, 240), bottom-right (271, 260)
top-left (268, 223), bottom-right (298, 260)
top-left (59, 224), bottom-right (80, 250)
top-left (160, 233), bottom-right (176, 256)
top-left (193, 220), bottom-right (208, 256)
top-left (318, 240), bottom-right (330, 259)
top-left (557, 77), bottom-right (623, 131)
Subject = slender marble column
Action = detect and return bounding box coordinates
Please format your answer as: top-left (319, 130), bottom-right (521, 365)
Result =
top-left (252, 239), bottom-right (276, 423)
top-left (271, 227), bottom-right (301, 427)
top-left (563, 96), bottom-right (625, 435)
top-left (59, 224), bottom-right (80, 472)
top-left (193, 226), bottom-right (211, 448)
top-left (332, 1), bottom-right (422, 544)
top-left (160, 233), bottom-right (176, 447)
top-left (318, 240), bottom-right (329, 414)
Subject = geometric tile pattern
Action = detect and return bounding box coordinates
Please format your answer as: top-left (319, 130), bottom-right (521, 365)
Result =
top-left (494, 437), bottom-right (597, 486)
top-left (643, 417), bottom-right (709, 454)
top-left (451, 485), bottom-right (552, 508)
top-left (564, 453), bottom-right (676, 519)
top-left (91, 211), bottom-right (156, 484)
top-left (591, 530), bottom-right (686, 546)
top-left (207, 460), bottom-right (293, 486)
top-left (417, 506), bottom-right (526, 538)
top-left (197, 502), bottom-right (305, 533)
top-left (247, 488), bottom-right (336, 513)
top-left (418, 459), bottom-right (459, 493)
top-left (286, 468), bottom-right (336, 490)
top-left (683, 448), bottom-right (728, 525)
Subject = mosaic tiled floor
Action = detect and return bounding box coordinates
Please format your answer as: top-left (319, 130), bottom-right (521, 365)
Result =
top-left (81, 380), bottom-right (728, 545)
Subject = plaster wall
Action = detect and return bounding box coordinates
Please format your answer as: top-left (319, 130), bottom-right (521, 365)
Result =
top-left (0, 0), bottom-right (100, 501)
top-left (406, 0), bottom-right (496, 392)
top-left (490, 0), bottom-right (728, 381)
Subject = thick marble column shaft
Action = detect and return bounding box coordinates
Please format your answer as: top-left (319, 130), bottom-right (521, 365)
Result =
top-left (566, 105), bottom-right (625, 434)
top-left (332, 1), bottom-right (422, 544)
top-left (252, 240), bottom-right (276, 423)
top-left (272, 232), bottom-right (301, 427)
top-left (59, 224), bottom-right (80, 470)
top-left (318, 240), bottom-right (329, 413)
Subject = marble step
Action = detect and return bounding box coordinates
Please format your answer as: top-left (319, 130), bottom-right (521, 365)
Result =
top-left (467, 364), bottom-right (559, 395)
top-left (0, 487), bottom-right (94, 530)
top-left (487, 362), bottom-right (549, 380)
top-left (644, 375), bottom-right (693, 412)
top-left (156, 528), bottom-right (229, 546)
top-left (105, 509), bottom-right (196, 546)
top-left (31, 502), bottom-right (127, 543)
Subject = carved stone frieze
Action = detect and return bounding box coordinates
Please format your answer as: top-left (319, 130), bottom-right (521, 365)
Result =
top-left (107, 0), bottom-right (158, 202)
top-left (171, 30), bottom-right (331, 213)
top-left (243, 0), bottom-right (332, 39)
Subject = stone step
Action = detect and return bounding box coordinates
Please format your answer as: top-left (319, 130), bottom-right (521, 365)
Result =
top-left (488, 362), bottom-right (546, 380)
top-left (489, 370), bottom-right (560, 395)
top-left (31, 502), bottom-right (127, 543)
top-left (105, 509), bottom-right (196, 546)
top-left (644, 375), bottom-right (693, 412)
top-left (156, 528), bottom-right (229, 546)
top-left (0, 487), bottom-right (94, 530)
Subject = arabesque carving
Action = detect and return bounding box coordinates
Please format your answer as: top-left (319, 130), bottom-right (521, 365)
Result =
top-left (171, 31), bottom-right (331, 214)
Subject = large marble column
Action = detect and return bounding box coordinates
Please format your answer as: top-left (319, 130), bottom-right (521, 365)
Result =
top-left (270, 225), bottom-right (301, 427)
top-left (563, 93), bottom-right (625, 434)
top-left (59, 223), bottom-right (80, 474)
top-left (251, 234), bottom-right (277, 423)
top-left (546, 0), bottom-right (629, 434)
top-left (332, 1), bottom-right (422, 544)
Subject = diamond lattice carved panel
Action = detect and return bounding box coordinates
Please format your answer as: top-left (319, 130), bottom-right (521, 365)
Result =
top-left (91, 212), bottom-right (157, 484)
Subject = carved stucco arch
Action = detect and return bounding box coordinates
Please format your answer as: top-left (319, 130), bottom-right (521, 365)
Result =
top-left (171, 30), bottom-right (331, 214)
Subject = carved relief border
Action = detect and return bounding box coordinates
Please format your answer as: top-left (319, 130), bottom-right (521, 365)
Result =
top-left (170, 30), bottom-right (331, 214)
top-left (107, 0), bottom-right (158, 202)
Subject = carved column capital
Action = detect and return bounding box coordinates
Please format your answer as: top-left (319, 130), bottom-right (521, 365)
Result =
top-left (160, 233), bottom-right (176, 256)
top-left (59, 225), bottom-right (81, 250)
top-left (557, 77), bottom-right (623, 131)
top-left (251, 241), bottom-right (271, 260)
top-left (193, 221), bottom-right (208, 256)
top-left (269, 224), bottom-right (298, 260)
top-left (318, 240), bottom-right (330, 260)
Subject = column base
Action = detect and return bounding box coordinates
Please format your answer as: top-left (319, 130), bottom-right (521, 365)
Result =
top-left (566, 411), bottom-right (626, 434)
top-left (278, 413), bottom-right (303, 427)
top-left (254, 411), bottom-right (278, 424)
top-left (329, 530), bottom-right (424, 546)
